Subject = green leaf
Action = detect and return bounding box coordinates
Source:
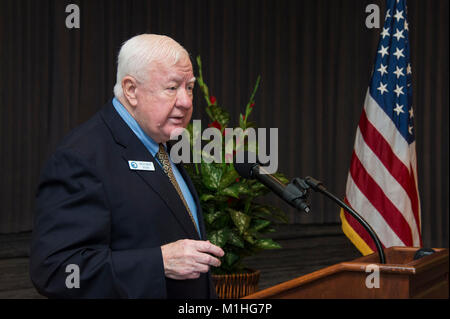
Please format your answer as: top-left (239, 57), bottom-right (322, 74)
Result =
top-left (208, 229), bottom-right (230, 248)
top-left (204, 210), bottom-right (223, 225)
top-left (244, 198), bottom-right (252, 214)
top-left (250, 205), bottom-right (272, 216)
top-left (247, 76), bottom-right (261, 109)
top-left (243, 232), bottom-right (256, 244)
top-left (255, 238), bottom-right (282, 249)
top-left (196, 56), bottom-right (211, 101)
top-left (239, 114), bottom-right (245, 129)
top-left (219, 168), bottom-right (240, 190)
top-left (228, 231), bottom-right (245, 248)
top-left (251, 219), bottom-right (272, 232)
top-left (200, 194), bottom-right (215, 202)
top-left (251, 204), bottom-right (290, 223)
top-left (224, 252), bottom-right (240, 267)
top-left (201, 162), bottom-right (223, 190)
top-left (218, 186), bottom-right (239, 199)
top-left (267, 205), bottom-right (290, 223)
top-left (251, 181), bottom-right (268, 193)
top-left (196, 55), bottom-right (203, 71)
top-left (218, 183), bottom-right (250, 199)
top-left (229, 209), bottom-right (251, 234)
top-left (213, 212), bottom-right (231, 229)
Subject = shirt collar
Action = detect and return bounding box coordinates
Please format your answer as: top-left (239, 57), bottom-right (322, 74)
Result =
top-left (112, 97), bottom-right (160, 156)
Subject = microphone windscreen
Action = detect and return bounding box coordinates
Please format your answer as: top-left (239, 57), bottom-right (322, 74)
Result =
top-left (233, 151), bottom-right (259, 179)
top-left (233, 161), bottom-right (257, 179)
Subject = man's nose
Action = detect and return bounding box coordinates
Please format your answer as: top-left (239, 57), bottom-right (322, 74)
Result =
top-left (176, 88), bottom-right (193, 109)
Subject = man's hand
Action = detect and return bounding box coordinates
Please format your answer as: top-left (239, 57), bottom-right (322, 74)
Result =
top-left (161, 239), bottom-right (225, 280)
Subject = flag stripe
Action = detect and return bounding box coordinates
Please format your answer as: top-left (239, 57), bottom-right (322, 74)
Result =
top-left (354, 126), bottom-right (420, 245)
top-left (344, 174), bottom-right (405, 248)
top-left (408, 142), bottom-right (422, 244)
top-left (363, 91), bottom-right (411, 168)
top-left (358, 108), bottom-right (421, 236)
top-left (340, 208), bottom-right (375, 255)
top-left (343, 200), bottom-right (379, 253)
top-left (364, 90), bottom-right (421, 235)
top-left (345, 176), bottom-right (405, 249)
top-left (342, 206), bottom-right (378, 253)
top-left (349, 151), bottom-right (413, 245)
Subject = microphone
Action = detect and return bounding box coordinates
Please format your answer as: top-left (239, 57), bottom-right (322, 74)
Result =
top-left (233, 151), bottom-right (386, 264)
top-left (413, 248), bottom-right (436, 260)
top-left (233, 155), bottom-right (311, 213)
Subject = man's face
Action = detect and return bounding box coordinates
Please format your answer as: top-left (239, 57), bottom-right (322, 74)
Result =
top-left (133, 55), bottom-right (195, 143)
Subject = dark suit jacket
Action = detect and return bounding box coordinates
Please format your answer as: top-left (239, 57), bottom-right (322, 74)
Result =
top-left (30, 100), bottom-right (215, 298)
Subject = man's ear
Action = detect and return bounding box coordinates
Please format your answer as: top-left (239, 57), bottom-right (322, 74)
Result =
top-left (121, 76), bottom-right (139, 107)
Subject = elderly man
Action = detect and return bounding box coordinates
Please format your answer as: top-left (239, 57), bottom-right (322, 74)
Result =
top-left (30, 34), bottom-right (224, 298)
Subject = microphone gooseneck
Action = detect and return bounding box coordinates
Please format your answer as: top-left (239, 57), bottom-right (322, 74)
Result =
top-left (233, 153), bottom-right (386, 264)
top-left (304, 177), bottom-right (385, 264)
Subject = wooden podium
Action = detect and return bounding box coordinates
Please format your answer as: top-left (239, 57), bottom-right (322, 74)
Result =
top-left (244, 247), bottom-right (449, 299)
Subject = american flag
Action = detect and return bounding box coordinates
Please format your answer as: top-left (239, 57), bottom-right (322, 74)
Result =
top-left (340, 0), bottom-right (422, 255)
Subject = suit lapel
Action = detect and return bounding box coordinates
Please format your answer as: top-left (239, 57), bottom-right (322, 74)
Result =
top-left (100, 101), bottom-right (200, 240)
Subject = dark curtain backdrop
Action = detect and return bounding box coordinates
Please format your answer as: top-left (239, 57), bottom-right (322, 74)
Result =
top-left (0, 0), bottom-right (448, 248)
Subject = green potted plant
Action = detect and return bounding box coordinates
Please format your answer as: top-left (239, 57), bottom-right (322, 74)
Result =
top-left (183, 56), bottom-right (289, 298)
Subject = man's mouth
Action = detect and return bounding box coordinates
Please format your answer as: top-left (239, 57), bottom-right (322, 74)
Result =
top-left (169, 116), bottom-right (185, 124)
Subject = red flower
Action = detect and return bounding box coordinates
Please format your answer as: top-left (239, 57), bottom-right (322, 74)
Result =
top-left (242, 115), bottom-right (246, 121)
top-left (208, 120), bottom-right (222, 131)
top-left (235, 178), bottom-right (240, 183)
top-left (250, 102), bottom-right (255, 109)
top-left (210, 96), bottom-right (217, 105)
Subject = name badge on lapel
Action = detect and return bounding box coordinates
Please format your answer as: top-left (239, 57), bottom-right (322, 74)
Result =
top-left (128, 160), bottom-right (155, 171)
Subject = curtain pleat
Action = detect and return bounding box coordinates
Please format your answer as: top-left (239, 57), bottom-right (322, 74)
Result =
top-left (0, 0), bottom-right (447, 248)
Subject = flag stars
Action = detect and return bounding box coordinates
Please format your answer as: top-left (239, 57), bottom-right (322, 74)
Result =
top-left (393, 66), bottom-right (405, 78)
top-left (407, 63), bottom-right (412, 74)
top-left (393, 47), bottom-right (405, 60)
top-left (394, 9), bottom-right (404, 22)
top-left (377, 82), bottom-right (388, 95)
top-left (393, 29), bottom-right (405, 41)
top-left (377, 64), bottom-right (388, 76)
top-left (394, 84), bottom-right (404, 97)
top-left (378, 45), bottom-right (389, 58)
top-left (385, 9), bottom-right (391, 19)
top-left (371, 5), bottom-right (415, 144)
top-left (393, 103), bottom-right (404, 116)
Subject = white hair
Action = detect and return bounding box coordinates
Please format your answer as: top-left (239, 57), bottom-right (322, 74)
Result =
top-left (113, 34), bottom-right (190, 98)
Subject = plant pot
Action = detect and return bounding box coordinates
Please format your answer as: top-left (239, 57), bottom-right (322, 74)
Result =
top-left (212, 268), bottom-right (260, 299)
